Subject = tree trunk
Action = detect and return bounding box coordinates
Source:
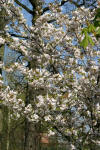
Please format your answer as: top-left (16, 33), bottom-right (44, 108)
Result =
top-left (24, 122), bottom-right (41, 150)
top-left (1, 106), bottom-right (9, 150)
top-left (24, 83), bottom-right (41, 150)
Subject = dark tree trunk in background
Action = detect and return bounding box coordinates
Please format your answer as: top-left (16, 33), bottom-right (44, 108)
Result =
top-left (0, 9), bottom-right (9, 147)
top-left (24, 84), bottom-right (42, 150)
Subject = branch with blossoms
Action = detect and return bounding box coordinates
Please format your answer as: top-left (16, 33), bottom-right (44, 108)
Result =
top-left (0, 0), bottom-right (100, 149)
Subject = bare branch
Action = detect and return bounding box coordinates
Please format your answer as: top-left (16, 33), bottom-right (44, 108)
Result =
top-left (8, 32), bottom-right (28, 39)
top-left (14, 0), bottom-right (33, 14)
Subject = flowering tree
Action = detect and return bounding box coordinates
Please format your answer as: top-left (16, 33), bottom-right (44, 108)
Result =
top-left (0, 0), bottom-right (100, 150)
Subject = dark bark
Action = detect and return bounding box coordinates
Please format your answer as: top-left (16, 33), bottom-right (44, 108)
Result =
top-left (1, 106), bottom-right (8, 150)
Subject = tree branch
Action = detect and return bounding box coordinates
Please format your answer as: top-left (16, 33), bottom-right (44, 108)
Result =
top-left (8, 32), bottom-right (28, 39)
top-left (42, 0), bottom-right (84, 14)
top-left (97, 74), bottom-right (100, 85)
top-left (53, 125), bottom-right (71, 142)
top-left (66, 0), bottom-right (84, 7)
top-left (14, 0), bottom-right (33, 14)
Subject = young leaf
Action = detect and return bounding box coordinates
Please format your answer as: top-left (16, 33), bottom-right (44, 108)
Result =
top-left (80, 36), bottom-right (88, 49)
top-left (88, 36), bottom-right (94, 46)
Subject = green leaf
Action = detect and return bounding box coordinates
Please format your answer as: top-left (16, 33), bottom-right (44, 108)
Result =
top-left (81, 28), bottom-right (88, 35)
top-left (88, 24), bottom-right (95, 33)
top-left (80, 36), bottom-right (88, 49)
top-left (88, 36), bottom-right (94, 46)
top-left (96, 27), bottom-right (100, 34)
top-left (80, 33), bottom-right (94, 48)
